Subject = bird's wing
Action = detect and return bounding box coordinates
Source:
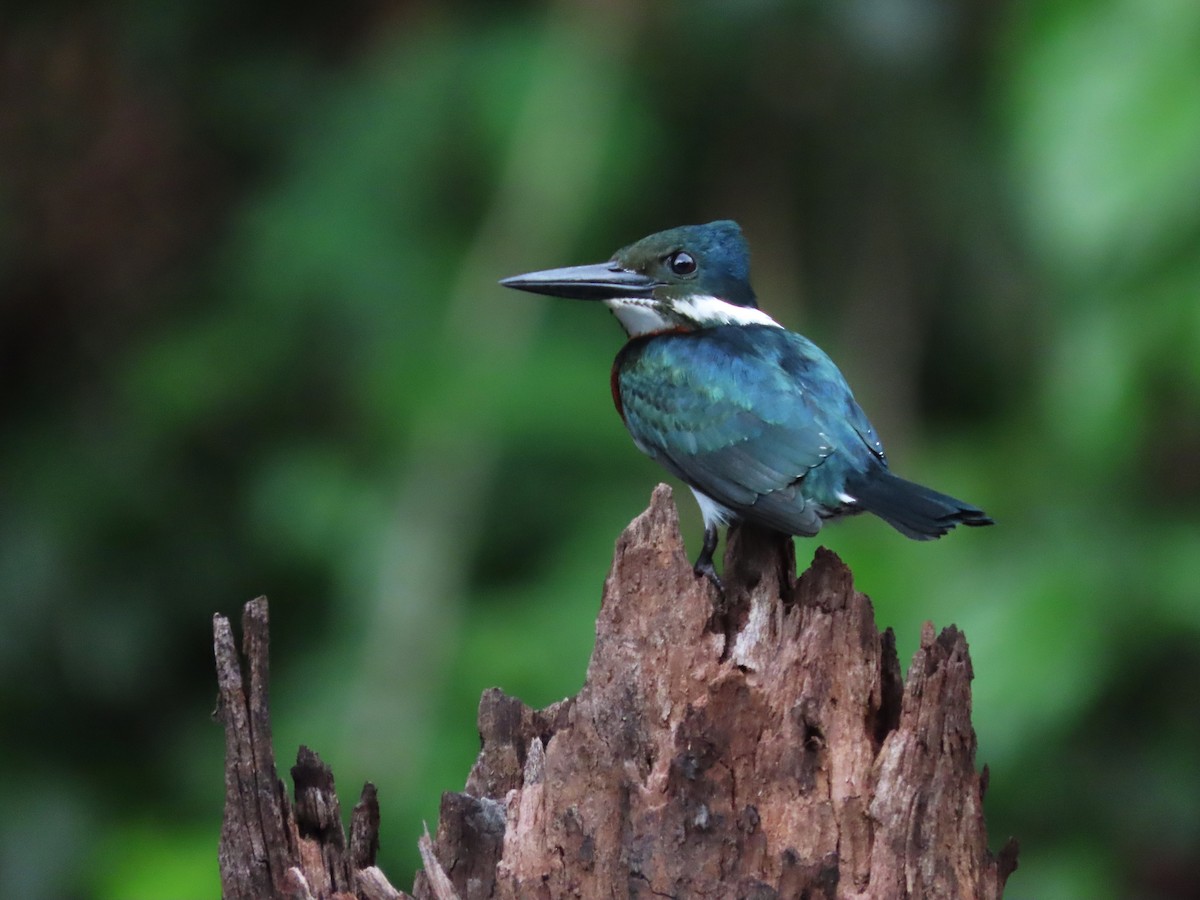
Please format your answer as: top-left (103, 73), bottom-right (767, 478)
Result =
top-left (763, 330), bottom-right (885, 465)
top-left (616, 326), bottom-right (877, 534)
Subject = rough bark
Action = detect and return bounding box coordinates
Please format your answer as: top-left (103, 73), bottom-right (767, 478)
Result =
top-left (415, 484), bottom-right (1017, 899)
top-left (215, 484), bottom-right (1017, 900)
top-left (214, 599), bottom-right (411, 900)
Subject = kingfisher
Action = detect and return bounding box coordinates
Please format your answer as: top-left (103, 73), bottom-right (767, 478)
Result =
top-left (501, 220), bottom-right (992, 591)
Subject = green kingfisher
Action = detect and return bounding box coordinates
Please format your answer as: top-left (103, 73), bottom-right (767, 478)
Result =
top-left (501, 220), bottom-right (992, 591)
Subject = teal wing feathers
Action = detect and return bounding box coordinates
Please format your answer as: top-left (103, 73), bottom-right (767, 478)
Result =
top-left (615, 324), bottom-right (885, 535)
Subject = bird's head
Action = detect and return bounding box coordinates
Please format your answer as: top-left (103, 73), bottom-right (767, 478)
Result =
top-left (501, 220), bottom-right (779, 337)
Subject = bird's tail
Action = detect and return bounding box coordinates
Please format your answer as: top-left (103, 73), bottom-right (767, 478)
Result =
top-left (843, 469), bottom-right (993, 540)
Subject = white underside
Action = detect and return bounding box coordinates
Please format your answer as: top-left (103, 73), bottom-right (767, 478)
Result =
top-left (604, 294), bottom-right (782, 337)
top-left (689, 487), bottom-right (735, 530)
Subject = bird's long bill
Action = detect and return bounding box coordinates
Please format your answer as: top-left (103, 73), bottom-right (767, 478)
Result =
top-left (499, 262), bottom-right (658, 301)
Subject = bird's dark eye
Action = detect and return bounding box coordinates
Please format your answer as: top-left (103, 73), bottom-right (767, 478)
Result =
top-left (668, 251), bottom-right (697, 276)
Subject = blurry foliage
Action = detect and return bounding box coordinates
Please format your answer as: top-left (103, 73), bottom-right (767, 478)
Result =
top-left (1, 0), bottom-right (1198, 898)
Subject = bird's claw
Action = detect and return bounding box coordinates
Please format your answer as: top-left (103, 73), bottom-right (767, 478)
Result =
top-left (693, 557), bottom-right (725, 597)
top-left (694, 523), bottom-right (725, 597)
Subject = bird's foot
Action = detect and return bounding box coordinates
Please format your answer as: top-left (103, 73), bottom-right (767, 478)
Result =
top-left (693, 556), bottom-right (725, 597)
top-left (693, 522), bottom-right (725, 598)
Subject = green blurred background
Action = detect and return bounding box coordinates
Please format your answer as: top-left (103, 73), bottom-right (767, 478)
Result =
top-left (2, 0), bottom-right (1198, 897)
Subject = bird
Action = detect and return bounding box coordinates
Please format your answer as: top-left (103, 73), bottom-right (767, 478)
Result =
top-left (500, 220), bottom-right (992, 592)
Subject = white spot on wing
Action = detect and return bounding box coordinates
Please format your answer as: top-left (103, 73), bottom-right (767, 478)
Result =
top-left (836, 491), bottom-right (857, 505)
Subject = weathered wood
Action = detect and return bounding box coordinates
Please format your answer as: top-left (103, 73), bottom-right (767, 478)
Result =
top-left (417, 484), bottom-right (1018, 899)
top-left (214, 599), bottom-right (295, 900)
top-left (215, 483), bottom-right (1016, 899)
top-left (213, 600), bottom-right (412, 900)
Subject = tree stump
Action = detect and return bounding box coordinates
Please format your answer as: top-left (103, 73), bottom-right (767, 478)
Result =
top-left (215, 483), bottom-right (1017, 900)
